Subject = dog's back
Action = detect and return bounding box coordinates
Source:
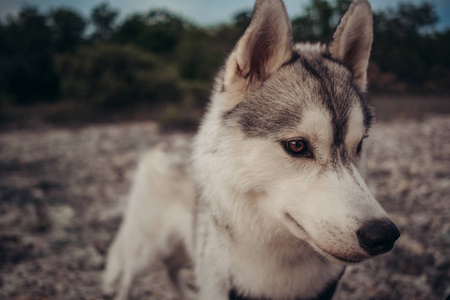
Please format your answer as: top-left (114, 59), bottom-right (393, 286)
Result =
top-left (103, 137), bottom-right (196, 300)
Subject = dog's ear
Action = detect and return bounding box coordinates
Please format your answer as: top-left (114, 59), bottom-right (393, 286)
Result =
top-left (224, 0), bottom-right (293, 91)
top-left (327, 0), bottom-right (373, 91)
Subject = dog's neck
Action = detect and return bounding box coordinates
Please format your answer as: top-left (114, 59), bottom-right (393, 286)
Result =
top-left (202, 189), bottom-right (345, 300)
top-left (225, 243), bottom-right (344, 300)
top-left (228, 266), bottom-right (344, 300)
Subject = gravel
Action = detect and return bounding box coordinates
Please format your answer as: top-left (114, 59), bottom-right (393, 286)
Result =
top-left (0, 116), bottom-right (449, 300)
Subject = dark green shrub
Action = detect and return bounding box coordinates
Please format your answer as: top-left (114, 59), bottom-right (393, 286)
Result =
top-left (0, 7), bottom-right (59, 103)
top-left (55, 43), bottom-right (181, 109)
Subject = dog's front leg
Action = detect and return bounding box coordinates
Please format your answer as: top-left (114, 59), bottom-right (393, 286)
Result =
top-left (195, 213), bottom-right (231, 300)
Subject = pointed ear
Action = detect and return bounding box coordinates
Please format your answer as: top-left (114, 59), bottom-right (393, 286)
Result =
top-left (224, 0), bottom-right (293, 89)
top-left (327, 0), bottom-right (373, 91)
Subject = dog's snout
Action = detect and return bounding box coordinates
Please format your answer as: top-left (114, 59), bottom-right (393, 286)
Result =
top-left (357, 219), bottom-right (400, 256)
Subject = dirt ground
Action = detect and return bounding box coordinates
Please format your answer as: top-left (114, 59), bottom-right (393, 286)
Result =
top-left (0, 110), bottom-right (449, 299)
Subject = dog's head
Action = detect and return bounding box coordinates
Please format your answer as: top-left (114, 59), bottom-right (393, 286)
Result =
top-left (194, 0), bottom-right (399, 264)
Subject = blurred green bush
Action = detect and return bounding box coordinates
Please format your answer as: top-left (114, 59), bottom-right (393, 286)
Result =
top-left (55, 43), bottom-right (180, 109)
top-left (0, 1), bottom-right (449, 126)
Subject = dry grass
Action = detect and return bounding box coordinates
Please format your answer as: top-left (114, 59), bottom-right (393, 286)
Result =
top-left (371, 94), bottom-right (450, 122)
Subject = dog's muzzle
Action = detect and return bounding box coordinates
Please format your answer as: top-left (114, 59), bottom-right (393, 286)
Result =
top-left (357, 219), bottom-right (400, 256)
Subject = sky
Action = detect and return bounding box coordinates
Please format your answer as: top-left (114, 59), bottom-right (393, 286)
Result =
top-left (0, 0), bottom-right (449, 30)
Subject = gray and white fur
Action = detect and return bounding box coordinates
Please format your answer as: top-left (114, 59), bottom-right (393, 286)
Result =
top-left (103, 0), bottom-right (400, 299)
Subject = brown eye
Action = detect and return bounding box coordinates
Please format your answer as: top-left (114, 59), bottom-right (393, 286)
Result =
top-left (282, 140), bottom-right (312, 157)
top-left (356, 140), bottom-right (363, 155)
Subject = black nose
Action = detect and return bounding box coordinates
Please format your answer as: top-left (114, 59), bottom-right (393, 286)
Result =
top-left (357, 219), bottom-right (400, 256)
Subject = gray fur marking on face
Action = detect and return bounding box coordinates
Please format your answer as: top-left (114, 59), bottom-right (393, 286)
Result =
top-left (224, 47), bottom-right (372, 146)
top-left (223, 46), bottom-right (374, 168)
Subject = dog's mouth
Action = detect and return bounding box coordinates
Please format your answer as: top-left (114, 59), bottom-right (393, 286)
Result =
top-left (284, 212), bottom-right (368, 264)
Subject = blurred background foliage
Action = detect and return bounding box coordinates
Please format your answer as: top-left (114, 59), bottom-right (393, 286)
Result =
top-left (0, 0), bottom-right (449, 127)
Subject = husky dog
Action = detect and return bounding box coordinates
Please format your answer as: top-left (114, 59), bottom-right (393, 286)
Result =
top-left (103, 0), bottom-right (400, 299)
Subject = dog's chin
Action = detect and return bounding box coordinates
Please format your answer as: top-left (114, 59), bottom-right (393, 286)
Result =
top-left (283, 212), bottom-right (369, 265)
top-left (313, 247), bottom-right (369, 265)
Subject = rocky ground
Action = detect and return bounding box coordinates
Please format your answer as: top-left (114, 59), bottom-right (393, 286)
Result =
top-left (0, 114), bottom-right (449, 300)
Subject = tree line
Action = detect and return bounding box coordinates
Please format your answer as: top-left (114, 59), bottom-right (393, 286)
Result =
top-left (0, 0), bottom-right (448, 112)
